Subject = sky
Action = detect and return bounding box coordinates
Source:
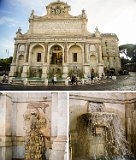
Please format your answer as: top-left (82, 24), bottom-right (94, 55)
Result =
top-left (0, 0), bottom-right (136, 58)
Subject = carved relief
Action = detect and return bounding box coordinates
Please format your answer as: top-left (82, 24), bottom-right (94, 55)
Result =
top-left (23, 102), bottom-right (49, 160)
top-left (87, 102), bottom-right (105, 113)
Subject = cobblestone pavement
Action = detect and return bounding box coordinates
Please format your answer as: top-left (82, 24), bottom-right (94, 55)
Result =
top-left (0, 72), bottom-right (135, 91)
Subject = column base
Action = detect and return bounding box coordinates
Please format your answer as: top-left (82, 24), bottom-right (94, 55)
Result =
top-left (50, 136), bottom-right (67, 160)
top-left (97, 63), bottom-right (104, 78)
top-left (62, 65), bottom-right (68, 78)
top-left (9, 64), bottom-right (17, 77)
top-left (83, 65), bottom-right (90, 78)
top-left (21, 65), bottom-right (29, 78)
top-left (0, 136), bottom-right (12, 160)
top-left (42, 65), bottom-right (48, 78)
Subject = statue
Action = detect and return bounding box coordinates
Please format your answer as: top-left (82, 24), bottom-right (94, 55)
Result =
top-left (16, 27), bottom-right (22, 37)
top-left (82, 9), bottom-right (87, 18)
top-left (18, 27), bottom-right (22, 33)
top-left (95, 26), bottom-right (99, 32)
top-left (30, 9), bottom-right (35, 17)
top-left (95, 26), bottom-right (100, 37)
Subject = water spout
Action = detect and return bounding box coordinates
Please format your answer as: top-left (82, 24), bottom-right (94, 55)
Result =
top-left (76, 103), bottom-right (131, 160)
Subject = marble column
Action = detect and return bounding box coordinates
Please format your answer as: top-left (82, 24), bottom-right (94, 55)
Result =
top-left (44, 42), bottom-right (48, 63)
top-left (12, 43), bottom-right (18, 63)
top-left (0, 93), bottom-right (12, 160)
top-left (84, 43), bottom-right (88, 64)
top-left (42, 43), bottom-right (48, 78)
top-left (64, 42), bottom-right (67, 63)
top-left (21, 43), bottom-right (29, 78)
top-left (51, 93), bottom-right (58, 138)
top-left (62, 43), bottom-right (69, 78)
top-left (98, 44), bottom-right (103, 64)
top-left (50, 93), bottom-right (68, 160)
top-left (83, 43), bottom-right (90, 77)
top-left (97, 44), bottom-right (104, 77)
top-left (24, 43), bottom-right (30, 63)
top-left (57, 93), bottom-right (67, 136)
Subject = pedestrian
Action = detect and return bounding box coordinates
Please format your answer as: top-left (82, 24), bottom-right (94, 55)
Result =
top-left (2, 74), bottom-right (6, 83)
top-left (71, 75), bottom-right (74, 85)
top-left (52, 76), bottom-right (55, 85)
top-left (54, 75), bottom-right (57, 84)
top-left (74, 76), bottom-right (78, 85)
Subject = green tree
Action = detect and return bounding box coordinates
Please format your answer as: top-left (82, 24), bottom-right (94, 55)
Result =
top-left (0, 56), bottom-right (13, 74)
top-left (119, 44), bottom-right (136, 62)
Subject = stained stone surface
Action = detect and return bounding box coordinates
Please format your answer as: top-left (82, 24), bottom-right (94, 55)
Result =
top-left (69, 92), bottom-right (136, 159)
top-left (0, 92), bottom-right (68, 160)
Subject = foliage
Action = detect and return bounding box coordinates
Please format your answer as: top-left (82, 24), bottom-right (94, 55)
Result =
top-left (120, 57), bottom-right (130, 68)
top-left (48, 67), bottom-right (63, 78)
top-left (119, 44), bottom-right (136, 62)
top-left (68, 68), bottom-right (84, 78)
top-left (119, 44), bottom-right (136, 71)
top-left (0, 56), bottom-right (13, 74)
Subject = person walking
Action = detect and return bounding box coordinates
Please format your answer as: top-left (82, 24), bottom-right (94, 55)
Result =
top-left (52, 76), bottom-right (55, 85)
top-left (71, 75), bottom-right (74, 85)
top-left (54, 75), bottom-right (57, 84)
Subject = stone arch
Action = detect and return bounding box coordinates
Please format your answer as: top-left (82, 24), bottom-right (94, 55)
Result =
top-left (48, 43), bottom-right (64, 53)
top-left (30, 44), bottom-right (45, 63)
top-left (30, 43), bottom-right (45, 53)
top-left (68, 44), bottom-right (83, 63)
top-left (49, 44), bottom-right (63, 65)
top-left (18, 55), bottom-right (24, 65)
top-left (68, 43), bottom-right (83, 51)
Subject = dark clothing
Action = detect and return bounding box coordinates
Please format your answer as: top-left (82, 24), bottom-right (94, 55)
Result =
top-left (71, 76), bottom-right (75, 85)
top-left (52, 78), bottom-right (55, 85)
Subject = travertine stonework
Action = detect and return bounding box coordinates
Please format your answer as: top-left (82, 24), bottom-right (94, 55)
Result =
top-left (9, 0), bottom-right (121, 83)
top-left (0, 92), bottom-right (68, 160)
top-left (69, 92), bottom-right (136, 159)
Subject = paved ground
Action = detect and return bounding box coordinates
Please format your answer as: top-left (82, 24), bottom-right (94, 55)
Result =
top-left (0, 72), bottom-right (135, 91)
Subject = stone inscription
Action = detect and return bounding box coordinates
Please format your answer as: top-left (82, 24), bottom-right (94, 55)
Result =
top-left (32, 20), bottom-right (82, 35)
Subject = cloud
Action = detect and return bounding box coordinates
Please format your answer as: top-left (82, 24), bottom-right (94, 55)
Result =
top-left (0, 38), bottom-right (14, 58)
top-left (0, 16), bottom-right (19, 27)
top-left (67, 0), bottom-right (136, 44)
top-left (9, 0), bottom-right (49, 15)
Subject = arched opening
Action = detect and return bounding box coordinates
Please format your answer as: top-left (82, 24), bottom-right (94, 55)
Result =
top-left (18, 55), bottom-right (24, 65)
top-left (68, 45), bottom-right (82, 63)
top-left (50, 45), bottom-right (63, 65)
top-left (31, 45), bottom-right (44, 64)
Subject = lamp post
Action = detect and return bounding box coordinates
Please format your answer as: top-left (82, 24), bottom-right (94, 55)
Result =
top-left (5, 49), bottom-right (9, 75)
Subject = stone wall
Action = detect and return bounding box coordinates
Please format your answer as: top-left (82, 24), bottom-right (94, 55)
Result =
top-left (0, 93), bottom-right (12, 160)
top-left (69, 92), bottom-right (136, 159)
top-left (125, 93), bottom-right (136, 156)
top-left (0, 92), bottom-right (68, 160)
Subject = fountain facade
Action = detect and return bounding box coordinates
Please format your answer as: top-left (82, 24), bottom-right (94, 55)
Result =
top-left (76, 102), bottom-right (130, 160)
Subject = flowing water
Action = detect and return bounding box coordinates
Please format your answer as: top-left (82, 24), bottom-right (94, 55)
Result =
top-left (76, 106), bottom-right (132, 160)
